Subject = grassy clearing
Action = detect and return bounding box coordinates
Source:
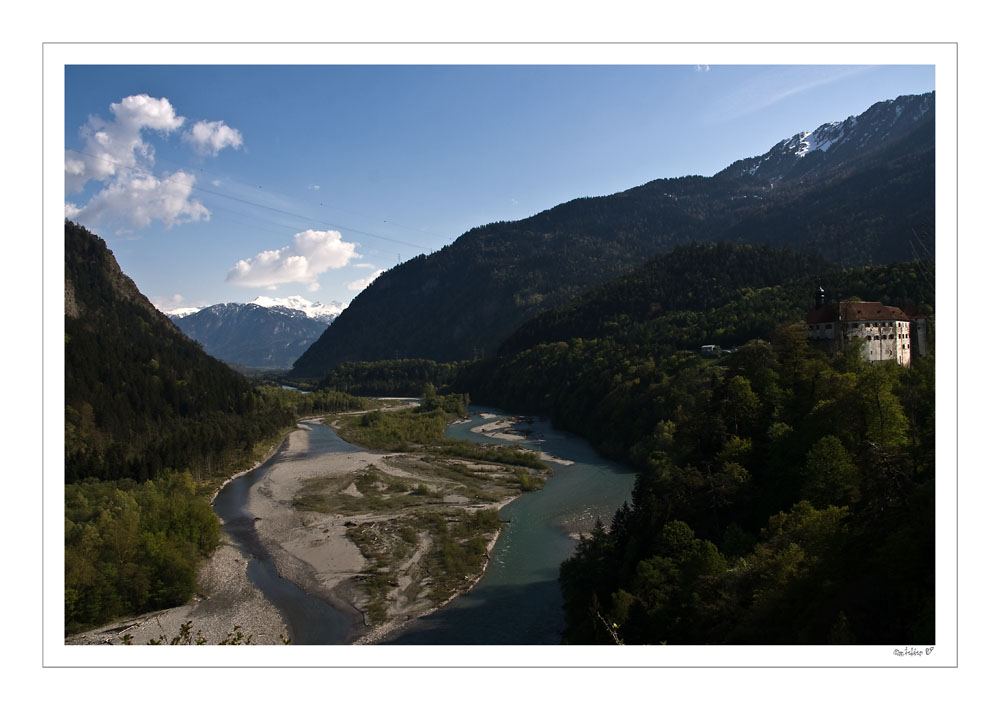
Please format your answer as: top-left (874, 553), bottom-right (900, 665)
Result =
top-left (336, 408), bottom-right (451, 452)
top-left (421, 508), bottom-right (502, 603)
top-left (346, 507), bottom-right (504, 617)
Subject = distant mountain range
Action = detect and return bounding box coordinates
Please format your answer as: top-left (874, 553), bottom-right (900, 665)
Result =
top-left (290, 91), bottom-right (935, 377)
top-left (166, 295), bottom-right (345, 322)
top-left (168, 296), bottom-right (345, 370)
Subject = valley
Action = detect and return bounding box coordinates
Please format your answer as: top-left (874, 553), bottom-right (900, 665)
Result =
top-left (67, 402), bottom-right (625, 645)
top-left (62, 89), bottom-right (938, 649)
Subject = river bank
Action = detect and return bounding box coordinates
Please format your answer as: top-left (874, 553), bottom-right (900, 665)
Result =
top-left (65, 435), bottom-right (297, 646)
top-left (249, 412), bottom-right (539, 644)
top-left (67, 410), bottom-right (550, 645)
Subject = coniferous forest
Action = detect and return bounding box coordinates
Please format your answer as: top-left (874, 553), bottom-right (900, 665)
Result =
top-left (452, 247), bottom-right (935, 644)
top-left (314, 245), bottom-right (936, 645)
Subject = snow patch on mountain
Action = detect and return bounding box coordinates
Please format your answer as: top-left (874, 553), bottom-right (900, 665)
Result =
top-left (163, 295), bottom-right (346, 323)
top-left (717, 92), bottom-right (933, 182)
top-left (249, 295), bottom-right (346, 322)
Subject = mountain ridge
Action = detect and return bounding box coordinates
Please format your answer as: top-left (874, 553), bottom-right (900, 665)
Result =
top-left (289, 91), bottom-right (934, 376)
top-left (170, 301), bottom-right (331, 370)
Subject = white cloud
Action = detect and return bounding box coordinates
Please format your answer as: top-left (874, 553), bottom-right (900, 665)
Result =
top-left (348, 268), bottom-right (386, 292)
top-left (152, 293), bottom-right (205, 315)
top-left (65, 94), bottom-right (185, 193)
top-left (308, 184), bottom-right (321, 191)
top-left (226, 229), bottom-right (360, 290)
top-left (695, 65), bottom-right (711, 72)
top-left (183, 119), bottom-right (244, 156)
top-left (65, 169), bottom-right (209, 229)
top-left (152, 293), bottom-right (186, 311)
top-left (64, 94), bottom-right (242, 230)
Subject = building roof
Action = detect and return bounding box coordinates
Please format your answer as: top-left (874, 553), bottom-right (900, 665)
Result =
top-left (806, 301), bottom-right (910, 325)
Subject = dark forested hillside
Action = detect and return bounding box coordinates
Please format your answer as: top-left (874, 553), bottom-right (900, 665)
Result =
top-left (64, 220), bottom-right (295, 483)
top-left (291, 92), bottom-right (934, 376)
top-left (63, 221), bottom-right (373, 633)
top-left (552, 338), bottom-right (935, 645)
top-left (317, 359), bottom-right (460, 397)
top-left (498, 243), bottom-right (833, 354)
top-left (453, 255), bottom-right (935, 645)
top-left (460, 255), bottom-right (934, 457)
top-left (498, 244), bottom-right (933, 355)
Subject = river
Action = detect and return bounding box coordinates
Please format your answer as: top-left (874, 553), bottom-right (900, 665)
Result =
top-left (385, 407), bottom-right (636, 644)
top-left (212, 407), bottom-right (636, 644)
top-left (212, 421), bottom-right (363, 644)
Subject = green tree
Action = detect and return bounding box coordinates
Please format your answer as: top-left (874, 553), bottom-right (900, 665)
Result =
top-left (801, 435), bottom-right (860, 507)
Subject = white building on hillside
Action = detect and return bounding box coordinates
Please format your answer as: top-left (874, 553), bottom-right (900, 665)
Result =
top-left (806, 288), bottom-right (921, 366)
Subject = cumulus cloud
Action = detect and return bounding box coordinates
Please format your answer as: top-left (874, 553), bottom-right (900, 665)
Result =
top-left (226, 229), bottom-right (360, 291)
top-left (65, 169), bottom-right (209, 229)
top-left (151, 293), bottom-right (206, 315)
top-left (183, 119), bottom-right (243, 156)
top-left (64, 94), bottom-right (241, 230)
top-left (348, 268), bottom-right (386, 292)
top-left (65, 94), bottom-right (185, 193)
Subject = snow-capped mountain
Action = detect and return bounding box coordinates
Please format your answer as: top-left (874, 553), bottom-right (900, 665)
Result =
top-left (716, 92), bottom-right (934, 182)
top-left (248, 295), bottom-right (346, 323)
top-left (164, 306), bottom-right (203, 318)
top-left (164, 295), bottom-right (346, 369)
top-left (165, 295), bottom-right (346, 323)
top-left (169, 301), bottom-right (331, 370)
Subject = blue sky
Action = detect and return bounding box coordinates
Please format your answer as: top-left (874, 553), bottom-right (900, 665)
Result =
top-left (64, 64), bottom-right (934, 311)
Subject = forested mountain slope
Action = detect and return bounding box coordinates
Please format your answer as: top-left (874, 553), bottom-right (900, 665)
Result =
top-left (498, 243), bottom-right (933, 355)
top-left (292, 92), bottom-right (934, 375)
top-left (64, 221), bottom-right (294, 483)
top-left (452, 252), bottom-right (935, 645)
top-left (63, 222), bottom-right (377, 633)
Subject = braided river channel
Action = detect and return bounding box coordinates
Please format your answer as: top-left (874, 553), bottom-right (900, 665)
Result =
top-left (213, 406), bottom-right (637, 644)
